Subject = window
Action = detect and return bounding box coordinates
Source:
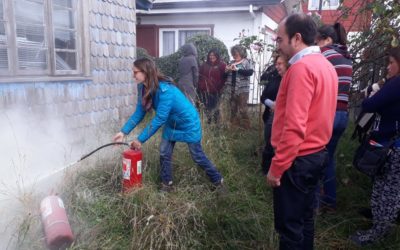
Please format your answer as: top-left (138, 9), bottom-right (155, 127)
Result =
top-left (0, 0), bottom-right (85, 78)
top-left (308, 0), bottom-right (339, 10)
top-left (159, 28), bottom-right (210, 56)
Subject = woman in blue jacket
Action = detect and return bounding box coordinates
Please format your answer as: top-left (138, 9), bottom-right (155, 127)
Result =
top-left (113, 58), bottom-right (223, 192)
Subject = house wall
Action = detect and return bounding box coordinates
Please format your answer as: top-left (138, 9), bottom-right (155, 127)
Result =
top-left (139, 11), bottom-right (278, 55)
top-left (0, 1), bottom-right (138, 247)
top-left (0, 0), bottom-right (137, 141)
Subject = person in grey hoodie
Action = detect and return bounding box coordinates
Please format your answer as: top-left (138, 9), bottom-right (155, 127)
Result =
top-left (178, 43), bottom-right (199, 104)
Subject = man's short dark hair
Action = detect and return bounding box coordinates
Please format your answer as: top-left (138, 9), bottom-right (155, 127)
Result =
top-left (285, 14), bottom-right (317, 46)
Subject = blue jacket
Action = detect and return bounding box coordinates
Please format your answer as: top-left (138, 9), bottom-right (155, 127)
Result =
top-left (121, 81), bottom-right (202, 143)
top-left (362, 75), bottom-right (400, 141)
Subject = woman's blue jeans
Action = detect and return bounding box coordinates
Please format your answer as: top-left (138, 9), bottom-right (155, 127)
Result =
top-left (316, 110), bottom-right (349, 209)
top-left (159, 138), bottom-right (222, 185)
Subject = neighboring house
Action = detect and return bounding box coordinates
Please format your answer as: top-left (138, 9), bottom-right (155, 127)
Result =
top-left (136, 0), bottom-right (286, 103)
top-left (303, 0), bottom-right (371, 32)
top-left (0, 0), bottom-right (151, 139)
top-left (137, 0), bottom-right (283, 57)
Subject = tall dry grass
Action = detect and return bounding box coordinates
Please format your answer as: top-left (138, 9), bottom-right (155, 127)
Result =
top-left (14, 108), bottom-right (400, 249)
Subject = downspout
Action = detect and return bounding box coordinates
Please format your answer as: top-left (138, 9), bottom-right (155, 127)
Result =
top-left (249, 4), bottom-right (256, 19)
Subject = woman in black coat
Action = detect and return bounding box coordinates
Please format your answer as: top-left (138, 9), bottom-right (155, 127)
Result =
top-left (260, 55), bottom-right (288, 175)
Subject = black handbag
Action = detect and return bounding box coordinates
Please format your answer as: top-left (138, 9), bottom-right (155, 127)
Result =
top-left (353, 139), bottom-right (392, 177)
top-left (353, 131), bottom-right (400, 177)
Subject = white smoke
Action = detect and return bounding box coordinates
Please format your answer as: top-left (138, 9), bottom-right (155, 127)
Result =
top-left (0, 108), bottom-right (75, 198)
top-left (0, 107), bottom-right (77, 249)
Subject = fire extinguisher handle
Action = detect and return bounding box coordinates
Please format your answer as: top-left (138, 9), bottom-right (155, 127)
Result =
top-left (79, 142), bottom-right (130, 161)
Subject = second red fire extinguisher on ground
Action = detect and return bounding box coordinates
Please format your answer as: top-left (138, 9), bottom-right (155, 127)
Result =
top-left (40, 195), bottom-right (74, 249)
top-left (122, 149), bottom-right (142, 192)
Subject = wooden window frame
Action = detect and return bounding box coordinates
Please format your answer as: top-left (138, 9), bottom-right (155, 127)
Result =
top-left (158, 25), bottom-right (213, 56)
top-left (0, 0), bottom-right (90, 81)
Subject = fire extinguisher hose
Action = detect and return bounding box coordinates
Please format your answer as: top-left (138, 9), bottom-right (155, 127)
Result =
top-left (79, 142), bottom-right (129, 162)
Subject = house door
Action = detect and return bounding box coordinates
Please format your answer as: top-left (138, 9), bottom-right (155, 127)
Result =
top-left (137, 25), bottom-right (158, 57)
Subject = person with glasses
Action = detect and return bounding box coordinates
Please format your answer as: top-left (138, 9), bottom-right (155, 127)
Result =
top-left (266, 13), bottom-right (337, 250)
top-left (113, 58), bottom-right (225, 193)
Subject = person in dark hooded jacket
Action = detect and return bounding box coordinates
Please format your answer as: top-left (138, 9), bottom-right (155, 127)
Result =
top-left (315, 22), bottom-right (353, 211)
top-left (178, 43), bottom-right (199, 104)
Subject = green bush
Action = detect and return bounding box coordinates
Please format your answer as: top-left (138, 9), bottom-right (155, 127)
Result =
top-left (155, 50), bottom-right (183, 81)
top-left (136, 47), bottom-right (153, 60)
top-left (187, 34), bottom-right (229, 64)
top-left (137, 35), bottom-right (229, 81)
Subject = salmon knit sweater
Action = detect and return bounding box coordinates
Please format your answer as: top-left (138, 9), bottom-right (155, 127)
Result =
top-left (270, 53), bottom-right (338, 178)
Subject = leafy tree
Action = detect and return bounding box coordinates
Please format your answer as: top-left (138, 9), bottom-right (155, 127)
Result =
top-left (306, 0), bottom-right (399, 113)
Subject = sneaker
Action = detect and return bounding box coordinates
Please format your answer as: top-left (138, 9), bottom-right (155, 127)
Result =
top-left (159, 181), bottom-right (174, 193)
top-left (214, 179), bottom-right (228, 197)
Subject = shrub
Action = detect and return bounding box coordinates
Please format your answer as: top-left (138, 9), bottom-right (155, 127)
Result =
top-left (136, 47), bottom-right (153, 60)
top-left (155, 50), bottom-right (183, 81)
top-left (187, 34), bottom-right (229, 64)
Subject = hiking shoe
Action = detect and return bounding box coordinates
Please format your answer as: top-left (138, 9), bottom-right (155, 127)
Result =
top-left (159, 182), bottom-right (174, 193)
top-left (214, 179), bottom-right (228, 197)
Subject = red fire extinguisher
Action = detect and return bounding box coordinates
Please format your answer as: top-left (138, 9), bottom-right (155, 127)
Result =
top-left (122, 149), bottom-right (143, 192)
top-left (40, 195), bottom-right (74, 249)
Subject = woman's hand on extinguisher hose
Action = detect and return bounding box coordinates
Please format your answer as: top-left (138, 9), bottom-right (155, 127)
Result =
top-left (130, 139), bottom-right (142, 150)
top-left (113, 132), bottom-right (125, 142)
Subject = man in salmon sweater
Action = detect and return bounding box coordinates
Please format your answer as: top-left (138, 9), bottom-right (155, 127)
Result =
top-left (266, 14), bottom-right (338, 249)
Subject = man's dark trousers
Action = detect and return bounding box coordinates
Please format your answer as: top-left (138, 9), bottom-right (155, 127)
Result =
top-left (273, 149), bottom-right (328, 250)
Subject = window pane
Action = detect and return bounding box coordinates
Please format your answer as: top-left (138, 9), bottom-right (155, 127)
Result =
top-left (14, 0), bottom-right (44, 25)
top-left (18, 47), bottom-right (47, 69)
top-left (0, 5), bottom-right (6, 70)
top-left (55, 51), bottom-right (76, 70)
top-left (0, 21), bottom-right (5, 45)
top-left (14, 0), bottom-right (48, 70)
top-left (1, 1), bottom-right (6, 46)
top-left (16, 24), bottom-right (45, 43)
top-left (0, 0), bottom-right (4, 20)
top-left (178, 30), bottom-right (208, 47)
top-left (54, 29), bottom-right (76, 49)
top-left (0, 47), bottom-right (8, 69)
top-left (53, 5), bottom-right (75, 29)
top-left (325, 0), bottom-right (339, 7)
top-left (162, 31), bottom-right (175, 56)
top-left (53, 0), bottom-right (72, 8)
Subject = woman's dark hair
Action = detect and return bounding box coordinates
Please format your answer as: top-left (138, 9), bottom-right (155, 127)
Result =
top-left (133, 58), bottom-right (169, 110)
top-left (230, 45), bottom-right (247, 59)
top-left (317, 23), bottom-right (347, 45)
top-left (388, 47), bottom-right (400, 68)
top-left (285, 13), bottom-right (317, 46)
top-left (275, 54), bottom-right (289, 68)
top-left (207, 48), bottom-right (221, 63)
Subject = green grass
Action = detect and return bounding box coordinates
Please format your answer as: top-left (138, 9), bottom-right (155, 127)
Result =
top-left (18, 112), bottom-right (400, 249)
